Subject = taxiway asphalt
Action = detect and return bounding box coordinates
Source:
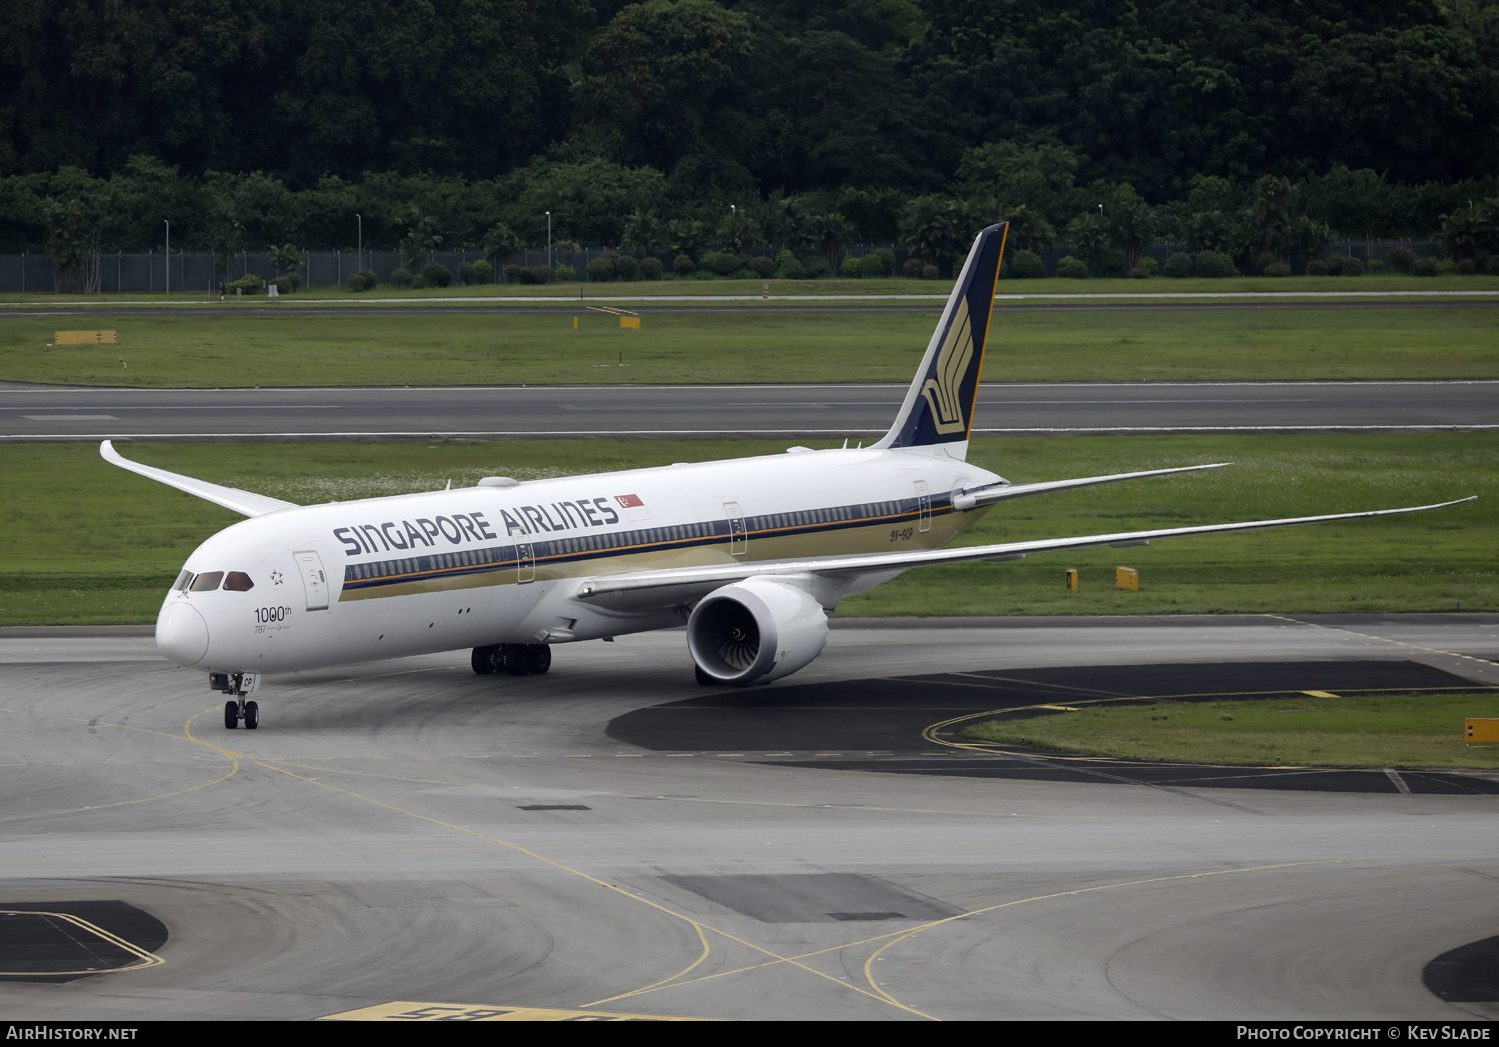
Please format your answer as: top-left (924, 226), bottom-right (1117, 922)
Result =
top-left (1, 615), bottom-right (1496, 1020)
top-left (3, 380), bottom-right (1495, 441)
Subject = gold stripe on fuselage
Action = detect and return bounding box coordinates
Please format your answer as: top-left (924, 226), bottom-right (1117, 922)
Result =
top-left (335, 507), bottom-right (990, 601)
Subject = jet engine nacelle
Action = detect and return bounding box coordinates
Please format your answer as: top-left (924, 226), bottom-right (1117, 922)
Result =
top-left (687, 577), bottom-right (829, 685)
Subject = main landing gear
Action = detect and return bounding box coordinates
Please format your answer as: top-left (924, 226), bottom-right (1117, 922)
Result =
top-left (210, 671), bottom-right (259, 730)
top-left (471, 643), bottom-right (552, 677)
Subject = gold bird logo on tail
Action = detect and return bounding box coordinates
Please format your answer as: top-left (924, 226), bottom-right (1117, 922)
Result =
top-left (919, 297), bottom-right (974, 434)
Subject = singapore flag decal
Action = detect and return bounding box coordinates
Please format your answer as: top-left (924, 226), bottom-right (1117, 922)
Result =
top-left (614, 493), bottom-right (650, 521)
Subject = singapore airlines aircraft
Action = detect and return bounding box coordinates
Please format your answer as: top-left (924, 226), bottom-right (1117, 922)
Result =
top-left (103, 223), bottom-right (1470, 729)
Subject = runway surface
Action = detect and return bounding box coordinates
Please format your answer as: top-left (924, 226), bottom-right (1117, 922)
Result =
top-left (2, 614), bottom-right (1497, 1020)
top-left (3, 380), bottom-right (1495, 440)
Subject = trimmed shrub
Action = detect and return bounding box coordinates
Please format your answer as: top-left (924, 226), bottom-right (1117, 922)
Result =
top-left (272, 275), bottom-right (298, 294)
top-left (639, 257), bottom-right (664, 280)
top-left (862, 249), bottom-right (894, 277)
top-left (802, 256), bottom-right (832, 278)
top-left (1386, 246), bottom-right (1416, 272)
top-left (1132, 256), bottom-right (1159, 278)
top-left (1436, 258), bottom-right (1457, 274)
top-left (227, 274), bottom-right (262, 295)
top-left (456, 261), bottom-right (476, 285)
top-left (556, 265), bottom-right (576, 282)
top-left (1367, 260), bottom-right (1385, 273)
top-left (700, 251), bottom-right (739, 277)
top-left (390, 267), bottom-right (414, 288)
top-left (1162, 253), bottom-right (1192, 278)
top-left (673, 254), bottom-right (695, 276)
top-left (422, 262), bottom-right (452, 288)
top-left (614, 255), bottom-right (639, 281)
top-left (839, 256), bottom-right (863, 278)
top-left (922, 264), bottom-right (939, 280)
top-left (1197, 252), bottom-right (1237, 278)
top-left (1263, 262), bottom-right (1291, 278)
top-left (1340, 256), bottom-right (1365, 276)
top-left (410, 275), bottom-right (425, 289)
top-left (1305, 259), bottom-right (1329, 276)
top-left (1487, 256), bottom-right (1499, 276)
top-left (1322, 254), bottom-right (1345, 276)
top-left (1057, 255), bottom-right (1090, 279)
top-left (472, 260), bottom-right (492, 284)
top-left (1008, 249), bottom-right (1043, 279)
top-left (1457, 258), bottom-right (1477, 275)
top-left (902, 257), bottom-right (926, 278)
top-left (1254, 252), bottom-right (1277, 274)
top-left (586, 256), bottom-right (615, 282)
top-left (748, 255), bottom-right (775, 278)
top-left (502, 264), bottom-right (522, 283)
top-left (777, 258), bottom-right (806, 279)
top-left (1101, 248), bottom-right (1127, 276)
top-left (348, 269), bottom-right (377, 292)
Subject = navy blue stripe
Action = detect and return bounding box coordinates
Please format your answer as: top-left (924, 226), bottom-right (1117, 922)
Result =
top-left (342, 494), bottom-right (957, 592)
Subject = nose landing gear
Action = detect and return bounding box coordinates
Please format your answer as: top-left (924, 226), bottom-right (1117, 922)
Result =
top-left (210, 671), bottom-right (260, 729)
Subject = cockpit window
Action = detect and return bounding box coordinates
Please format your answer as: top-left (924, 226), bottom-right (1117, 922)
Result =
top-left (223, 571), bottom-right (254, 592)
top-left (172, 570), bottom-right (193, 591)
top-left (189, 571), bottom-right (224, 592)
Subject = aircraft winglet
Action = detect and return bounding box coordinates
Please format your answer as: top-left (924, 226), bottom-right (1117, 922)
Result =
top-left (101, 440), bottom-right (298, 518)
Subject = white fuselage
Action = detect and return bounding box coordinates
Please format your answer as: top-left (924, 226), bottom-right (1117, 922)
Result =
top-left (156, 447), bottom-right (1002, 675)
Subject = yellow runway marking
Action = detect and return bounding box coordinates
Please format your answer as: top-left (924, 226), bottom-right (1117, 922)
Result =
top-left (1264, 613), bottom-right (1499, 671)
top-left (856, 851), bottom-right (1482, 1014)
top-left (229, 757), bottom-right (938, 1020)
top-left (0, 911), bottom-right (164, 976)
top-left (920, 683), bottom-right (1499, 756)
top-left (323, 1000), bottom-right (712, 1021)
top-left (0, 707), bottom-right (239, 825)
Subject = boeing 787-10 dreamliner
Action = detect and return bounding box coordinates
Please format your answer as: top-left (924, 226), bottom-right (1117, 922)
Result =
top-left (102, 223), bottom-right (1472, 729)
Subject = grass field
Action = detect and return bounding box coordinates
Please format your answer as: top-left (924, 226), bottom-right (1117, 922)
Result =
top-left (3, 304), bottom-right (1497, 386)
top-left (0, 432), bottom-right (1491, 625)
top-left (957, 693), bottom-right (1499, 769)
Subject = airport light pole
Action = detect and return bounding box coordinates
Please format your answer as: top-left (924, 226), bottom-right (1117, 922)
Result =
top-left (164, 219), bottom-right (170, 294)
top-left (356, 214), bottom-right (362, 272)
top-left (546, 211), bottom-right (552, 270)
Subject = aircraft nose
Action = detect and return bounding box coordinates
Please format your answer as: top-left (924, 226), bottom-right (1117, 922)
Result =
top-left (157, 602), bottom-right (210, 666)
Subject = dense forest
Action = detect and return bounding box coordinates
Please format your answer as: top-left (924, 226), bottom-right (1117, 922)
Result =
top-left (2, 0), bottom-right (1498, 277)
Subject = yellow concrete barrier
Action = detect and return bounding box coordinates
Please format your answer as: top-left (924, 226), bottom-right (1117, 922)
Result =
top-left (620, 316), bottom-right (640, 330)
top-left (1115, 566), bottom-right (1138, 591)
top-left (1064, 568), bottom-right (1078, 592)
top-left (55, 330), bottom-right (117, 344)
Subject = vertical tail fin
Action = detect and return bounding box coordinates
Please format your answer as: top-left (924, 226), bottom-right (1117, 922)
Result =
top-left (875, 223), bottom-right (1007, 459)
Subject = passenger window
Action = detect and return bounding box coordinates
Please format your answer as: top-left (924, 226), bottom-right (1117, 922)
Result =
top-left (223, 571), bottom-right (254, 592)
top-left (189, 572), bottom-right (224, 592)
top-left (172, 570), bottom-right (193, 591)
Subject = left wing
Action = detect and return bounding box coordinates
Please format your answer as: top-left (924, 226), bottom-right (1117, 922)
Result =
top-left (953, 462), bottom-right (1231, 509)
top-left (577, 496), bottom-right (1475, 612)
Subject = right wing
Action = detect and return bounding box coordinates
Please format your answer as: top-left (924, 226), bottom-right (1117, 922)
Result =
top-left (101, 441), bottom-right (298, 518)
top-left (577, 496), bottom-right (1475, 612)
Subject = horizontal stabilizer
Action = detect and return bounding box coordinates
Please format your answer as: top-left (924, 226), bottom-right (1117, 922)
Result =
top-left (100, 441), bottom-right (298, 518)
top-left (576, 496), bottom-right (1475, 613)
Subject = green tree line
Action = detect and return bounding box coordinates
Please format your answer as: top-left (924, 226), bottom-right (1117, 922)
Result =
top-left (4, 1), bottom-right (1499, 281)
